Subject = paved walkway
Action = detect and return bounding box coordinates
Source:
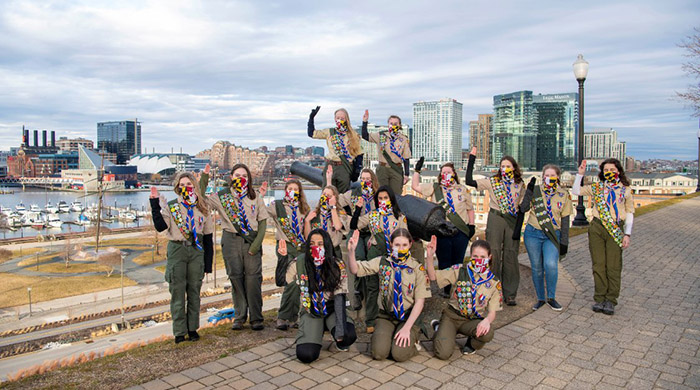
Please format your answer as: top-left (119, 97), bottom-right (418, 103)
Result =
top-left (130, 196), bottom-right (700, 390)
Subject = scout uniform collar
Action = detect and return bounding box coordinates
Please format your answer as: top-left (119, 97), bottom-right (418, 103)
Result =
top-left (274, 200), bottom-right (305, 252)
top-left (591, 182), bottom-right (625, 247)
top-left (296, 255), bottom-right (345, 316)
top-left (378, 256), bottom-right (414, 321)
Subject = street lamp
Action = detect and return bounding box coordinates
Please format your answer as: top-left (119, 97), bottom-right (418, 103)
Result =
top-left (27, 287), bottom-right (32, 317)
top-left (696, 126), bottom-right (700, 192)
top-left (572, 54), bottom-right (590, 226)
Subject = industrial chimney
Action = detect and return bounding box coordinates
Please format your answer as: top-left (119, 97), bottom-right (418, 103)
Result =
top-left (42, 130), bottom-right (47, 147)
top-left (33, 130), bottom-right (38, 147)
top-left (51, 131), bottom-right (56, 147)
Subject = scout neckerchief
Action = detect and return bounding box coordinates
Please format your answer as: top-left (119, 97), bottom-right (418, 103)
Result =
top-left (379, 129), bottom-right (405, 176)
top-left (218, 179), bottom-right (253, 236)
top-left (275, 200), bottom-right (305, 252)
top-left (531, 186), bottom-right (560, 247)
top-left (489, 176), bottom-right (517, 216)
top-left (312, 266), bottom-right (327, 316)
top-left (180, 198), bottom-right (203, 250)
top-left (296, 253), bottom-right (328, 316)
top-left (591, 181), bottom-right (625, 247)
top-left (386, 249), bottom-right (411, 321)
top-left (360, 181), bottom-right (373, 214)
top-left (433, 183), bottom-right (472, 236)
top-left (453, 260), bottom-right (494, 319)
top-left (167, 198), bottom-right (201, 249)
top-left (329, 125), bottom-right (354, 175)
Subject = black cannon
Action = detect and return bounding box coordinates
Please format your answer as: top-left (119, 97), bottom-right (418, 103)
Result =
top-left (290, 162), bottom-right (456, 240)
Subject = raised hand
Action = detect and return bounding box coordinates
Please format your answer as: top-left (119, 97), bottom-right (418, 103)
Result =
top-left (363, 109), bottom-right (369, 122)
top-left (415, 157), bottom-right (425, 173)
top-left (306, 210), bottom-right (317, 221)
top-left (426, 235), bottom-right (437, 259)
top-left (578, 160), bottom-right (587, 175)
top-left (150, 186), bottom-right (159, 199)
top-left (328, 195), bottom-right (337, 207)
top-left (326, 165), bottom-right (333, 184)
top-left (259, 181), bottom-right (268, 196)
top-left (347, 229), bottom-right (360, 252)
top-left (310, 106), bottom-right (321, 119)
top-left (204, 163), bottom-right (211, 175)
top-left (470, 146), bottom-right (477, 156)
top-left (277, 239), bottom-right (287, 256)
top-left (355, 197), bottom-right (364, 209)
top-left (527, 177), bottom-right (537, 191)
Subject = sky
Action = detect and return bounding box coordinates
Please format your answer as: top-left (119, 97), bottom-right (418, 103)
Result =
top-left (1, 0), bottom-right (699, 160)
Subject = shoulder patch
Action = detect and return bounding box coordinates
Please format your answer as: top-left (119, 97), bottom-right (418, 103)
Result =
top-left (451, 264), bottom-right (461, 270)
top-left (496, 281), bottom-right (502, 290)
top-left (418, 265), bottom-right (425, 272)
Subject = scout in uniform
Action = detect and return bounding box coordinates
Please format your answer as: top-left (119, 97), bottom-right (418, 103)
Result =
top-left (426, 238), bottom-right (503, 358)
top-left (523, 164), bottom-right (573, 311)
top-left (412, 160), bottom-right (476, 294)
top-left (150, 173), bottom-right (214, 343)
top-left (465, 147), bottom-right (531, 306)
top-left (347, 228), bottom-right (431, 362)
top-left (304, 186), bottom-right (349, 256)
top-left (201, 164), bottom-right (269, 330)
top-left (308, 106), bottom-right (364, 193)
top-left (360, 111), bottom-right (411, 195)
top-left (350, 185), bottom-right (408, 333)
top-left (284, 229), bottom-right (357, 363)
top-left (572, 159), bottom-right (634, 316)
top-left (265, 179), bottom-right (310, 330)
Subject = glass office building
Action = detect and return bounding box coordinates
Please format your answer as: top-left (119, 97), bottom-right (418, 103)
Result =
top-left (492, 91), bottom-right (536, 170)
top-left (97, 119), bottom-right (142, 165)
top-left (533, 93), bottom-right (578, 171)
top-left (412, 98), bottom-right (463, 164)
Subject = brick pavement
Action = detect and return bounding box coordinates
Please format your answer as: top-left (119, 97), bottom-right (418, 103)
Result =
top-left (129, 196), bottom-right (700, 389)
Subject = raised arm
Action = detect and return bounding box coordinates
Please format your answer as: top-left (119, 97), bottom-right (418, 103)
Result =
top-left (424, 235), bottom-right (438, 281)
top-left (307, 106), bottom-right (320, 138)
top-left (346, 230), bottom-right (360, 275)
top-left (149, 187), bottom-right (168, 232)
top-left (411, 157), bottom-right (425, 193)
top-left (361, 110), bottom-right (369, 141)
top-left (464, 147), bottom-right (478, 188)
top-left (572, 160), bottom-right (586, 196)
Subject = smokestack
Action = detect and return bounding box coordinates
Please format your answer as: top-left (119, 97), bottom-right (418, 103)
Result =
top-left (51, 131), bottom-right (55, 147)
top-left (42, 130), bottom-right (47, 147)
top-left (22, 126), bottom-right (27, 147)
top-left (33, 130), bottom-right (38, 147)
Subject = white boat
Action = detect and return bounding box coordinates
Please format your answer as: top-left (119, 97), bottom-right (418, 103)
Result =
top-left (118, 210), bottom-right (136, 221)
top-left (22, 212), bottom-right (46, 228)
top-left (57, 201), bottom-right (70, 213)
top-left (30, 204), bottom-right (41, 213)
top-left (45, 202), bottom-right (59, 214)
top-left (70, 201), bottom-right (84, 212)
top-left (0, 206), bottom-right (11, 216)
top-left (75, 213), bottom-right (91, 225)
top-left (15, 203), bottom-right (27, 214)
top-left (47, 214), bottom-right (63, 228)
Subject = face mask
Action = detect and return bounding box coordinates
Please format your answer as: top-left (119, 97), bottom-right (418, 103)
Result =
top-left (502, 167), bottom-right (514, 180)
top-left (544, 177), bottom-right (559, 189)
top-left (285, 189), bottom-right (299, 204)
top-left (311, 245), bottom-right (325, 267)
top-left (389, 124), bottom-right (401, 134)
top-left (604, 171), bottom-right (619, 183)
top-left (335, 119), bottom-right (348, 131)
top-left (319, 194), bottom-right (329, 210)
top-left (179, 186), bottom-right (197, 205)
top-left (440, 172), bottom-right (454, 187)
top-left (471, 257), bottom-right (490, 274)
top-left (378, 199), bottom-right (392, 214)
top-left (361, 180), bottom-right (373, 194)
top-left (391, 247), bottom-right (410, 262)
top-left (231, 176), bottom-right (248, 194)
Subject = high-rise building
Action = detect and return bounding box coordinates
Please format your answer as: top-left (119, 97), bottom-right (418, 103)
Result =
top-left (412, 98), bottom-right (463, 164)
top-left (209, 141), bottom-right (274, 178)
top-left (532, 93), bottom-right (578, 170)
top-left (360, 123), bottom-right (410, 168)
top-left (56, 137), bottom-right (94, 153)
top-left (97, 119), bottom-right (142, 164)
top-left (492, 91), bottom-right (536, 169)
top-left (468, 114), bottom-right (493, 166)
top-left (584, 128), bottom-right (626, 162)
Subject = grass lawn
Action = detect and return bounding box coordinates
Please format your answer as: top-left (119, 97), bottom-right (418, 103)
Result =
top-left (0, 273), bottom-right (137, 309)
top-left (17, 252), bottom-right (63, 267)
top-left (131, 250), bottom-right (166, 266)
top-left (35, 261), bottom-right (113, 274)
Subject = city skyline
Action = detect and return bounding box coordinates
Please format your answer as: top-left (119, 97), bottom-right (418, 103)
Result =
top-left (0, 1), bottom-right (699, 160)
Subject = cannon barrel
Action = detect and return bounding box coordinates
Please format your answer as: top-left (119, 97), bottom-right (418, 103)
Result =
top-left (290, 162), bottom-right (456, 240)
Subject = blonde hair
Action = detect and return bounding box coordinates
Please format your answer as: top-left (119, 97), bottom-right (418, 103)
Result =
top-left (334, 108), bottom-right (363, 157)
top-left (173, 172), bottom-right (209, 215)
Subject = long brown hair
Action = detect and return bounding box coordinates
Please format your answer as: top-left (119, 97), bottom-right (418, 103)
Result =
top-left (315, 185), bottom-right (341, 215)
top-left (359, 168), bottom-right (379, 190)
top-left (598, 158), bottom-right (630, 186)
top-left (173, 172), bottom-right (209, 215)
top-left (285, 179), bottom-right (310, 215)
top-left (334, 108), bottom-right (363, 157)
top-left (493, 156), bottom-right (523, 184)
top-left (230, 163), bottom-right (257, 200)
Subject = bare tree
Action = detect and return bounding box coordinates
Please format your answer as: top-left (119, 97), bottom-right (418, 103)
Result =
top-left (678, 28), bottom-right (700, 116)
top-left (97, 250), bottom-right (122, 277)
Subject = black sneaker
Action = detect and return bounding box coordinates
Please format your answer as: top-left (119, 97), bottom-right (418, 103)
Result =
top-left (592, 301), bottom-right (605, 313)
top-left (430, 319), bottom-right (440, 333)
top-left (175, 335), bottom-right (186, 344)
top-left (547, 299), bottom-right (563, 311)
top-left (276, 319), bottom-right (289, 331)
top-left (506, 297), bottom-right (517, 306)
top-left (602, 301), bottom-right (615, 316)
top-left (251, 321), bottom-right (264, 331)
top-left (188, 331), bottom-right (200, 341)
top-left (231, 321), bottom-right (244, 330)
top-left (462, 338), bottom-right (476, 355)
top-left (336, 342), bottom-right (349, 352)
top-left (532, 300), bottom-right (546, 311)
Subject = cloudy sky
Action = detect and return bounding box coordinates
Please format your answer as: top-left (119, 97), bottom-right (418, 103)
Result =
top-left (1, 0), bottom-right (699, 160)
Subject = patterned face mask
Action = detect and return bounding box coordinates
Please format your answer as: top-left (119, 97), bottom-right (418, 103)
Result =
top-left (361, 179), bottom-right (373, 194)
top-left (378, 199), bottom-right (392, 214)
top-left (285, 189), bottom-right (299, 204)
top-left (319, 194), bottom-right (329, 210)
top-left (389, 124), bottom-right (401, 135)
top-left (501, 167), bottom-right (514, 181)
top-left (231, 176), bottom-right (248, 194)
top-left (335, 119), bottom-right (348, 132)
top-left (544, 176), bottom-right (559, 189)
top-left (391, 247), bottom-right (410, 262)
top-left (471, 257), bottom-right (490, 274)
top-left (440, 172), bottom-right (454, 187)
top-left (179, 185), bottom-right (197, 205)
top-left (311, 245), bottom-right (325, 266)
top-left (604, 171), bottom-right (619, 183)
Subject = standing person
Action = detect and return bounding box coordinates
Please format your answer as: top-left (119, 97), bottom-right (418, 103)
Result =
top-left (412, 158), bottom-right (476, 295)
top-left (201, 164), bottom-right (268, 330)
top-left (523, 165), bottom-right (573, 311)
top-left (465, 147), bottom-right (532, 306)
top-left (360, 111), bottom-right (411, 195)
top-left (347, 229), bottom-right (431, 362)
top-left (425, 238), bottom-right (503, 358)
top-left (350, 185), bottom-right (408, 333)
top-left (150, 173), bottom-right (214, 343)
top-left (284, 229), bottom-right (357, 363)
top-left (304, 186), bottom-right (349, 257)
top-left (572, 159), bottom-right (634, 316)
top-left (308, 106), bottom-right (364, 193)
top-left (266, 179), bottom-right (310, 330)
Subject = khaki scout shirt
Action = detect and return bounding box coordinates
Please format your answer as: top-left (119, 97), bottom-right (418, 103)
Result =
top-left (368, 132), bottom-right (411, 165)
top-left (309, 210), bottom-right (350, 247)
top-left (418, 183), bottom-right (474, 223)
top-left (526, 186), bottom-right (574, 230)
top-left (207, 190), bottom-right (269, 234)
top-left (338, 190), bottom-right (376, 215)
top-left (266, 201), bottom-right (307, 242)
top-left (476, 177), bottom-right (527, 211)
top-left (285, 257), bottom-right (349, 297)
top-left (312, 128), bottom-right (361, 162)
top-left (356, 212), bottom-right (408, 247)
top-left (435, 266), bottom-right (503, 317)
top-left (579, 184), bottom-right (635, 221)
top-left (155, 195), bottom-right (214, 242)
top-left (357, 256), bottom-right (432, 312)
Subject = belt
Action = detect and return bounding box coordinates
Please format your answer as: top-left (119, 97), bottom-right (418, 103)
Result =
top-left (172, 239), bottom-right (193, 247)
top-left (327, 160), bottom-right (343, 166)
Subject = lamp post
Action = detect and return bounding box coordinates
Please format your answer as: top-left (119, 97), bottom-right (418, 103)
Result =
top-left (572, 54), bottom-right (590, 226)
top-left (696, 126), bottom-right (700, 192)
top-left (27, 287), bottom-right (32, 317)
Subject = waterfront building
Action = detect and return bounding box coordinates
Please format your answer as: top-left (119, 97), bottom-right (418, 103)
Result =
top-left (56, 137), bottom-right (94, 153)
top-left (97, 119), bottom-right (142, 164)
top-left (532, 93), bottom-right (578, 171)
top-left (492, 91), bottom-right (536, 169)
top-left (412, 98), bottom-right (463, 164)
top-left (209, 141), bottom-right (274, 178)
top-left (584, 128), bottom-right (626, 161)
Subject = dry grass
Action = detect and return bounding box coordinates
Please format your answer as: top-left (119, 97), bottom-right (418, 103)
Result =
top-left (0, 247), bottom-right (45, 264)
top-left (131, 250), bottom-right (166, 266)
top-left (0, 273), bottom-right (137, 309)
top-left (35, 262), bottom-right (113, 274)
top-left (154, 265), bottom-right (165, 273)
top-left (17, 252), bottom-right (62, 267)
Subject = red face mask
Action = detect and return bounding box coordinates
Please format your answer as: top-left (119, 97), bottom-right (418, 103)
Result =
top-left (311, 245), bottom-right (325, 266)
top-left (471, 257), bottom-right (490, 274)
top-left (231, 176), bottom-right (248, 194)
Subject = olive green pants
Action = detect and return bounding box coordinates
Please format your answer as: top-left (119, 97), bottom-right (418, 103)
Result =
top-left (371, 312), bottom-right (420, 362)
top-left (588, 218), bottom-right (624, 305)
top-left (165, 241), bottom-right (205, 337)
top-left (322, 162), bottom-right (352, 193)
top-left (277, 242), bottom-right (301, 323)
top-left (486, 210), bottom-right (519, 299)
top-left (221, 231), bottom-right (263, 324)
top-left (376, 164), bottom-right (405, 195)
top-left (433, 307), bottom-right (494, 360)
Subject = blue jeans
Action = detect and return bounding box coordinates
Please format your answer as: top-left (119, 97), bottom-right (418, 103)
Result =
top-left (523, 224), bottom-right (560, 301)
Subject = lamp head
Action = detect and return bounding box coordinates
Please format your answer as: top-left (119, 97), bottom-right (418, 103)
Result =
top-left (573, 54), bottom-right (589, 81)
